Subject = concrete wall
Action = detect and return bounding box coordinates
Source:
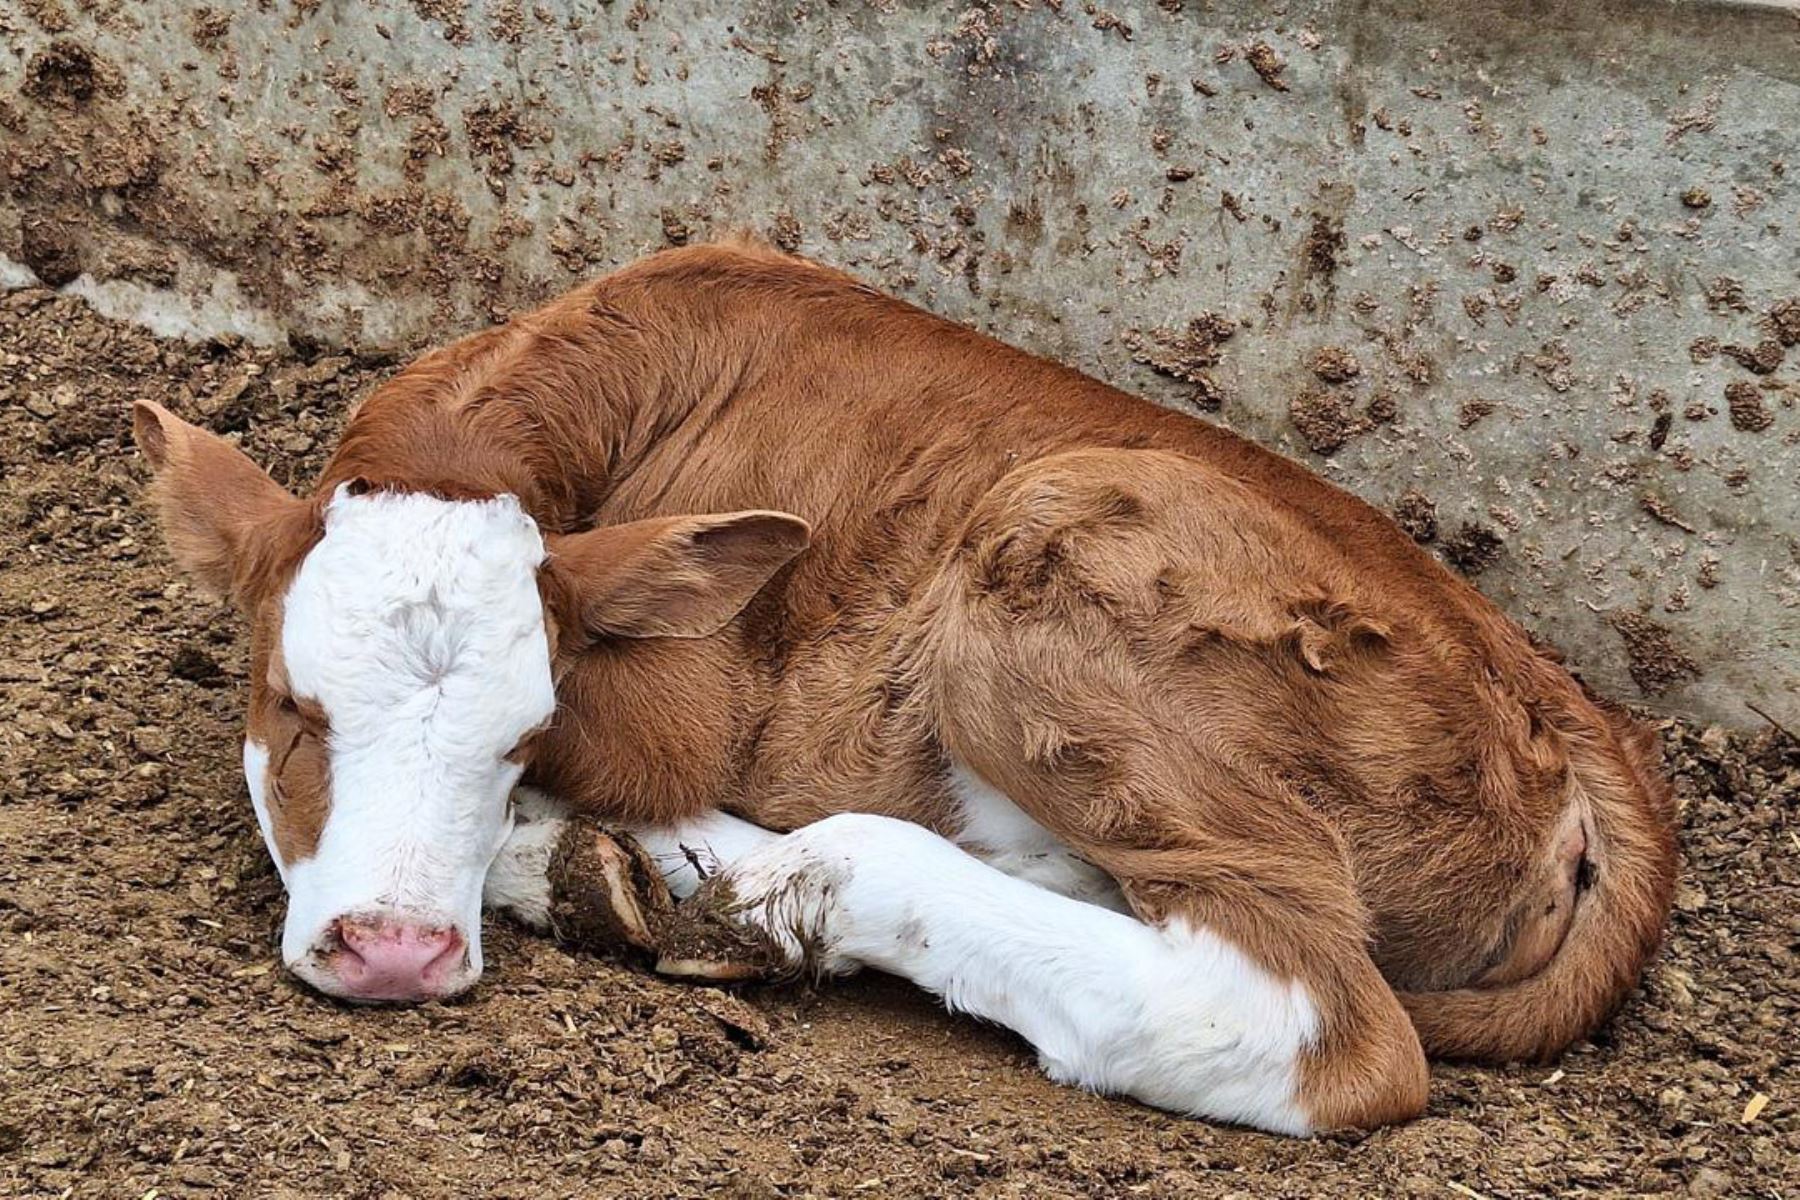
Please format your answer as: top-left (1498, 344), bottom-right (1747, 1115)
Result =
top-left (2, 0), bottom-right (1796, 727)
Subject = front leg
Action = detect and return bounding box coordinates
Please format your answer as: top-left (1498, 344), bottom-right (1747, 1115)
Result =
top-left (652, 811), bottom-right (1328, 1135)
top-left (483, 788), bottom-right (786, 961)
top-left (488, 797), bottom-right (1333, 1135)
top-left (485, 788), bottom-right (671, 953)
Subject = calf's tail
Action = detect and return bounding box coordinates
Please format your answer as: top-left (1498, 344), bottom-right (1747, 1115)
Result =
top-left (1397, 749), bottom-right (1677, 1062)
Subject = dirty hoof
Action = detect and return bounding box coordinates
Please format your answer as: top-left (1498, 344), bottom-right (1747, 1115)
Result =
top-left (547, 819), bottom-right (674, 956)
top-left (654, 956), bottom-right (770, 983)
top-left (652, 878), bottom-right (788, 984)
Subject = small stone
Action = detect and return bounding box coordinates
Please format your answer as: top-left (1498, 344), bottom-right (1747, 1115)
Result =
top-left (131, 726), bottom-right (172, 757)
top-left (198, 372), bottom-right (251, 416)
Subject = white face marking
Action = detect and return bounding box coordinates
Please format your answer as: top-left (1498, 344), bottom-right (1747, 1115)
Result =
top-left (269, 487), bottom-right (557, 991)
top-left (242, 738), bottom-right (286, 886)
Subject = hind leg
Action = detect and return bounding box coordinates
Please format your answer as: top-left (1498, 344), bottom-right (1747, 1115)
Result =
top-left (935, 713), bottom-right (1430, 1132)
top-left (919, 451), bottom-right (1431, 1130)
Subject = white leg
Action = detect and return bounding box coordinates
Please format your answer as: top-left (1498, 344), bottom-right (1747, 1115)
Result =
top-left (481, 788), bottom-right (569, 928)
top-left (689, 811), bottom-right (1322, 1136)
top-left (482, 789), bottom-right (781, 923)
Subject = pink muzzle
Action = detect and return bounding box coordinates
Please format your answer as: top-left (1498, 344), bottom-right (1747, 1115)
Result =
top-left (325, 916), bottom-right (468, 1003)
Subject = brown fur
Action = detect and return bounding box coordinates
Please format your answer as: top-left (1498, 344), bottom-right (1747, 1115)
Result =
top-left (134, 241), bottom-right (1678, 1130)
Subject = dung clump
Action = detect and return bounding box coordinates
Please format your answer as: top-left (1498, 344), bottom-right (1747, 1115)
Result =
top-left (1440, 522), bottom-right (1505, 575)
top-left (1725, 381), bottom-right (1774, 432)
top-left (1457, 397), bottom-right (1496, 429)
top-left (769, 211), bottom-right (803, 253)
top-left (1721, 340), bottom-right (1784, 376)
top-left (1610, 610), bottom-right (1702, 695)
top-left (1288, 388), bottom-right (1368, 455)
top-left (1309, 345), bottom-right (1361, 384)
top-left (1302, 212), bottom-right (1345, 279)
top-left (22, 39), bottom-right (105, 108)
top-left (1126, 313), bottom-right (1236, 382)
top-left (1245, 41), bottom-right (1290, 92)
top-left (1125, 313), bottom-right (1236, 409)
top-left (18, 218), bottom-right (80, 287)
top-left (1392, 489), bottom-right (1438, 543)
top-left (1767, 298), bottom-right (1800, 348)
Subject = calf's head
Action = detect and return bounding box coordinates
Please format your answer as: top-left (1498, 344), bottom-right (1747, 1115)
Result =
top-left (132, 402), bottom-right (807, 1003)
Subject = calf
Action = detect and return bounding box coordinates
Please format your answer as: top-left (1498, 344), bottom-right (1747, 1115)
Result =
top-left (134, 239), bottom-right (1676, 1135)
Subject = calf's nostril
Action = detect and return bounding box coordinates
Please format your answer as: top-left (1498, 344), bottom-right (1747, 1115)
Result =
top-left (420, 928), bottom-right (466, 983)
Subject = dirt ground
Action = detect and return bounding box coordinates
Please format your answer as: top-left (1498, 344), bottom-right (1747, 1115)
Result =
top-left (1, 288), bottom-right (1795, 1199)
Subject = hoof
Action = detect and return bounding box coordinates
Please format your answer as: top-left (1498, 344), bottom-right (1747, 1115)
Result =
top-left (651, 877), bottom-right (789, 985)
top-left (654, 956), bottom-right (770, 982)
top-left (547, 819), bottom-right (675, 955)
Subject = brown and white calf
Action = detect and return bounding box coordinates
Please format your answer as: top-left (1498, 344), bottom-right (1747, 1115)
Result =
top-left (134, 239), bottom-right (1676, 1135)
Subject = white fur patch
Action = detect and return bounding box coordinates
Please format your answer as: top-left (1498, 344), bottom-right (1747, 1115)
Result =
top-left (703, 812), bottom-right (1320, 1134)
top-left (624, 810), bottom-right (786, 900)
top-left (482, 786), bottom-right (579, 929)
top-left (948, 765), bottom-right (1128, 912)
top-left (273, 487), bottom-right (556, 989)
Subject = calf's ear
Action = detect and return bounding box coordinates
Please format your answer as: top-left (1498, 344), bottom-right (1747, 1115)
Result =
top-left (132, 401), bottom-right (304, 602)
top-left (549, 511), bottom-right (811, 640)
